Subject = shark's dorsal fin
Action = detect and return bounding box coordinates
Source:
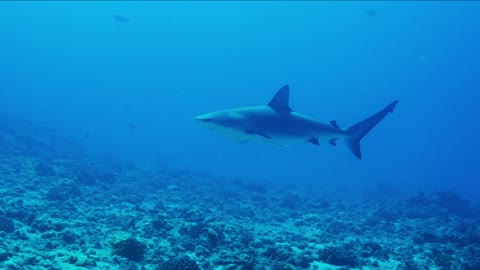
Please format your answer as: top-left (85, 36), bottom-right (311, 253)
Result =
top-left (268, 85), bottom-right (292, 112)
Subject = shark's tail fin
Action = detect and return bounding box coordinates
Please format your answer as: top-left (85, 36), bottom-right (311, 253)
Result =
top-left (345, 100), bottom-right (398, 159)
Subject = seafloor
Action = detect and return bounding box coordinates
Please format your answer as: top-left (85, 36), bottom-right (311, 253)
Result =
top-left (0, 119), bottom-right (479, 270)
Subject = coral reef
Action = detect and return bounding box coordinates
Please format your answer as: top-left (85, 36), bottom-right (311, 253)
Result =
top-left (0, 119), bottom-right (479, 269)
top-left (157, 256), bottom-right (200, 270)
top-left (113, 238), bottom-right (147, 262)
top-left (0, 216), bottom-right (15, 233)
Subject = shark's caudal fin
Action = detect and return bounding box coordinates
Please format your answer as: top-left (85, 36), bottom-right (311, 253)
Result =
top-left (345, 100), bottom-right (398, 159)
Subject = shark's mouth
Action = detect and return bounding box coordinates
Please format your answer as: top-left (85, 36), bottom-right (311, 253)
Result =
top-left (196, 118), bottom-right (235, 125)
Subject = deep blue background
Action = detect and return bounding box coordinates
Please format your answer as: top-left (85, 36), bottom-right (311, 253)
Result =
top-left (1, 2), bottom-right (479, 200)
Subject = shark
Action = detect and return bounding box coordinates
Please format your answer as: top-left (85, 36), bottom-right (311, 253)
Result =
top-left (195, 85), bottom-right (398, 159)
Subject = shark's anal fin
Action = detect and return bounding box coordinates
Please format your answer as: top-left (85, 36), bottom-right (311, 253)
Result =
top-left (328, 138), bottom-right (338, 146)
top-left (308, 138), bottom-right (319, 146)
top-left (330, 120), bottom-right (340, 129)
top-left (268, 85), bottom-right (292, 112)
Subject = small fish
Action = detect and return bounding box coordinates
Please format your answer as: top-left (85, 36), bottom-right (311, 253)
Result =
top-left (129, 123), bottom-right (137, 131)
top-left (365, 9), bottom-right (377, 17)
top-left (114, 15), bottom-right (130, 23)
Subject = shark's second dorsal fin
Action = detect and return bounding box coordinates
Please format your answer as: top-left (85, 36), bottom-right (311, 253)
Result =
top-left (330, 120), bottom-right (340, 129)
top-left (268, 85), bottom-right (292, 112)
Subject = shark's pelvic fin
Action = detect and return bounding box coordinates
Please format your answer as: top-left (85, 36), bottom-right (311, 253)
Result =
top-left (268, 85), bottom-right (292, 112)
top-left (308, 138), bottom-right (319, 146)
top-left (345, 100), bottom-right (399, 159)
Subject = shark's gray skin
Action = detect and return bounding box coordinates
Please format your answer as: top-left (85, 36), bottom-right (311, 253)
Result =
top-left (195, 85), bottom-right (398, 159)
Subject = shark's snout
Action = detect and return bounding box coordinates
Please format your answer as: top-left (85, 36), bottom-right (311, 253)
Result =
top-left (195, 113), bottom-right (222, 131)
top-left (195, 112), bottom-right (236, 128)
top-left (194, 114), bottom-right (212, 123)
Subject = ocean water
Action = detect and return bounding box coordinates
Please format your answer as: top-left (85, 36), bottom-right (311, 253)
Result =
top-left (1, 2), bottom-right (480, 269)
top-left (2, 1), bottom-right (479, 199)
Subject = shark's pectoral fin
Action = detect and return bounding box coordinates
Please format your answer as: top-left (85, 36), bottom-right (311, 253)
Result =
top-left (247, 130), bottom-right (287, 147)
top-left (328, 138), bottom-right (339, 146)
top-left (247, 130), bottom-right (271, 140)
top-left (308, 138), bottom-right (319, 146)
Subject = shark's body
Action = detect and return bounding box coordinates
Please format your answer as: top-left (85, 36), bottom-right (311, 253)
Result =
top-left (195, 85), bottom-right (398, 159)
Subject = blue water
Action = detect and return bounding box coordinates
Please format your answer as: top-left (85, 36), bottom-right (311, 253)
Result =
top-left (1, 2), bottom-right (479, 200)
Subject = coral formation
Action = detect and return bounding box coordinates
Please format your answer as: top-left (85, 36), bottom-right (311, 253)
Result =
top-left (157, 256), bottom-right (200, 270)
top-left (113, 238), bottom-right (147, 262)
top-left (0, 119), bottom-right (479, 269)
top-left (0, 216), bottom-right (15, 233)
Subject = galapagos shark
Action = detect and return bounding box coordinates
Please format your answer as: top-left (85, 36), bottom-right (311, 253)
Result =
top-left (195, 85), bottom-right (398, 159)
